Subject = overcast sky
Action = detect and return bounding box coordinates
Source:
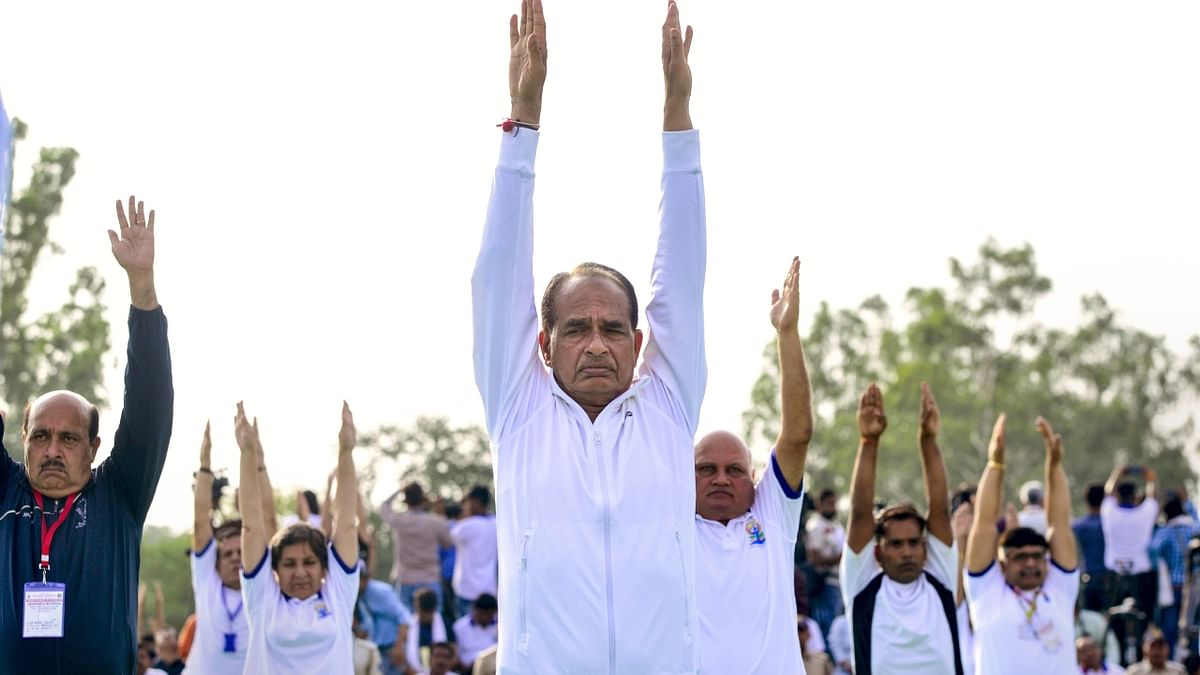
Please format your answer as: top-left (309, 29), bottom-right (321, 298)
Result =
top-left (2, 0), bottom-right (1197, 529)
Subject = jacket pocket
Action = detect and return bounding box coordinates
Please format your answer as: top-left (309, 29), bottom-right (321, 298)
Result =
top-left (518, 529), bottom-right (533, 654)
top-left (674, 529), bottom-right (693, 642)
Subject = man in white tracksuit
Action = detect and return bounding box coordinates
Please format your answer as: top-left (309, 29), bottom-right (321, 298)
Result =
top-left (471, 1), bottom-right (706, 672)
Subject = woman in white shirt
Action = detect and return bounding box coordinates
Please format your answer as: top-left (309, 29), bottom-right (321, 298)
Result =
top-left (235, 402), bottom-right (362, 675)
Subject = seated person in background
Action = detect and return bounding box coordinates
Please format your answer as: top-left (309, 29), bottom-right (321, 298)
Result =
top-left (453, 593), bottom-right (498, 672)
top-left (1126, 629), bottom-right (1186, 675)
top-left (356, 549), bottom-right (413, 675)
top-left (1078, 635), bottom-right (1125, 675)
top-left (152, 627), bottom-right (184, 675)
top-left (800, 619), bottom-right (834, 675)
top-left (423, 642), bottom-right (458, 675)
top-left (1076, 603), bottom-right (1123, 667)
top-left (405, 587), bottom-right (450, 671)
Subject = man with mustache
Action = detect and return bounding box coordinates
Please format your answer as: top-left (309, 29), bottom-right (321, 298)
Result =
top-left (693, 257), bottom-right (811, 674)
top-left (841, 383), bottom-right (961, 675)
top-left (0, 196), bottom-right (173, 674)
top-left (471, 0), bottom-right (707, 670)
top-left (965, 415), bottom-right (1078, 673)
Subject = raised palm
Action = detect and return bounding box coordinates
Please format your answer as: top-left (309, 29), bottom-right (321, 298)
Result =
top-left (1036, 416), bottom-right (1063, 464)
top-left (339, 401), bottom-right (357, 452)
top-left (109, 195), bottom-right (154, 274)
top-left (769, 257), bottom-right (800, 332)
top-left (199, 421), bottom-right (212, 467)
top-left (509, 0), bottom-right (547, 121)
top-left (857, 383), bottom-right (887, 439)
top-left (919, 382), bottom-right (940, 439)
top-left (661, 1), bottom-right (693, 101)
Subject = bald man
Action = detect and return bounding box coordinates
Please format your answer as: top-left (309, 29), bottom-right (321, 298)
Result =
top-left (694, 258), bottom-right (813, 674)
top-left (1, 196), bottom-right (174, 674)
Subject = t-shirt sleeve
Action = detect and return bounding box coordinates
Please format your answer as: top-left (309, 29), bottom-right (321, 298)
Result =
top-left (964, 561), bottom-right (1004, 610)
top-left (924, 536), bottom-right (958, 595)
top-left (840, 539), bottom-right (882, 603)
top-left (328, 544), bottom-right (362, 615)
top-left (752, 450), bottom-right (805, 540)
top-left (241, 549), bottom-right (279, 626)
top-left (1044, 559), bottom-right (1081, 605)
top-left (191, 538), bottom-right (218, 595)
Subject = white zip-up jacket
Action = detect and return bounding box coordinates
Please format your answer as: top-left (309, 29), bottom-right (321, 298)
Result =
top-left (472, 129), bottom-right (707, 675)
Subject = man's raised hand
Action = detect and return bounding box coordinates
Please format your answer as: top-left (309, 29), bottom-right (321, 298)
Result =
top-left (1036, 416), bottom-right (1063, 466)
top-left (769, 257), bottom-right (800, 334)
top-left (110, 195), bottom-right (158, 310)
top-left (987, 414), bottom-right (1006, 464)
top-left (509, 0), bottom-right (547, 125)
top-left (919, 382), bottom-right (940, 441)
top-left (200, 421), bottom-right (212, 470)
top-left (857, 383), bottom-right (887, 441)
top-left (339, 401), bottom-right (357, 453)
top-left (661, 0), bottom-right (693, 131)
top-left (234, 402), bottom-right (257, 453)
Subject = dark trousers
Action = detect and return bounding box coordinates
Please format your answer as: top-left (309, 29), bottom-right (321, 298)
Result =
top-left (1108, 570), bottom-right (1158, 665)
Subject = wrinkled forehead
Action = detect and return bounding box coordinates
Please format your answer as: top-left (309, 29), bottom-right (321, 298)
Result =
top-left (556, 276), bottom-right (632, 320)
top-left (26, 392), bottom-right (91, 431)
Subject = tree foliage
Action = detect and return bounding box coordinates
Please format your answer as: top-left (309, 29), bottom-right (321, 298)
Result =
top-left (744, 239), bottom-right (1200, 507)
top-left (1, 119), bottom-right (111, 456)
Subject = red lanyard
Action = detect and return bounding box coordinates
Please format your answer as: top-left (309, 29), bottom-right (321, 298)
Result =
top-left (32, 492), bottom-right (77, 582)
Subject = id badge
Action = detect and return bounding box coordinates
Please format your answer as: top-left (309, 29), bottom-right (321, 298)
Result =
top-left (224, 632), bottom-right (237, 653)
top-left (1017, 622), bottom-right (1037, 640)
top-left (1034, 618), bottom-right (1061, 653)
top-left (23, 582), bottom-right (66, 638)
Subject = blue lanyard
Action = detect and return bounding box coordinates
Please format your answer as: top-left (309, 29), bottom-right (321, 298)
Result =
top-left (220, 585), bottom-right (243, 625)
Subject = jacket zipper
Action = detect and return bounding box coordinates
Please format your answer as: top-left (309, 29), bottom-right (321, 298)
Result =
top-left (519, 531), bottom-right (531, 651)
top-left (674, 529), bottom-right (693, 640)
top-left (594, 426), bottom-right (618, 675)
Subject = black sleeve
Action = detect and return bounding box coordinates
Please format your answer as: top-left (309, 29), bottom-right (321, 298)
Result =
top-left (0, 414), bottom-right (13, 503)
top-left (104, 306), bottom-right (174, 523)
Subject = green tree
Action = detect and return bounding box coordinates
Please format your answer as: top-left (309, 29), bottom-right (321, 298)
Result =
top-left (138, 526), bottom-right (195, 632)
top-left (744, 239), bottom-right (1200, 507)
top-left (1, 119), bottom-right (111, 456)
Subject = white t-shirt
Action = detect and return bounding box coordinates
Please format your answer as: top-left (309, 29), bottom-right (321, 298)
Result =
top-left (450, 515), bottom-right (498, 602)
top-left (695, 453), bottom-right (806, 675)
top-left (186, 538), bottom-right (250, 674)
top-left (1101, 496), bottom-right (1158, 574)
top-left (966, 560), bottom-right (1079, 675)
top-left (452, 614), bottom-right (499, 667)
top-left (240, 545), bottom-right (360, 675)
top-left (957, 603), bottom-right (976, 675)
top-left (840, 535), bottom-right (959, 675)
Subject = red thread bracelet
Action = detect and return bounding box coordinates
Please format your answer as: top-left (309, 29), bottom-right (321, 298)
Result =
top-left (498, 118), bottom-right (539, 133)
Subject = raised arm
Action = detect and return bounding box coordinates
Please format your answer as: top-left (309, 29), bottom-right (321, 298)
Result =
top-left (642, 1), bottom-right (707, 430)
top-left (236, 403), bottom-right (267, 573)
top-left (772, 257), bottom-right (812, 490)
top-left (321, 473), bottom-right (336, 537)
top-left (1144, 467), bottom-right (1159, 502)
top-left (332, 402), bottom-right (359, 565)
top-left (152, 582), bottom-right (166, 633)
top-left (966, 414), bottom-right (1006, 574)
top-left (1038, 416), bottom-right (1077, 569)
top-left (847, 384), bottom-right (887, 553)
top-left (471, 0), bottom-right (547, 436)
top-left (952, 501), bottom-right (973, 605)
top-left (253, 420), bottom-right (278, 536)
top-left (1104, 464), bottom-right (1126, 497)
top-left (106, 195), bottom-right (174, 522)
top-left (919, 383), bottom-right (952, 546)
top-left (193, 422), bottom-right (214, 552)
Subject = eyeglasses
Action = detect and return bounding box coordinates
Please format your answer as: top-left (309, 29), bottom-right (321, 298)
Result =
top-left (1005, 551), bottom-right (1048, 564)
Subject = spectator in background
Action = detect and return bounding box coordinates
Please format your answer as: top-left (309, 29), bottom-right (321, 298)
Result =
top-left (471, 645), bottom-right (498, 675)
top-left (1076, 603), bottom-right (1123, 667)
top-left (352, 614), bottom-right (386, 675)
top-left (807, 488), bottom-right (845, 639)
top-left (287, 489), bottom-right (323, 529)
top-left (800, 618), bottom-right (835, 675)
top-left (1074, 483), bottom-right (1109, 613)
top-left (965, 416), bottom-right (1079, 674)
top-left (382, 483), bottom-right (453, 613)
top-left (405, 588), bottom-right (450, 672)
top-left (453, 593), bottom-right (498, 672)
top-left (952, 500), bottom-right (977, 675)
top-left (0, 195), bottom-right (173, 675)
top-left (423, 642), bottom-right (458, 675)
top-left (439, 499), bottom-right (461, 623)
top-left (1103, 464), bottom-right (1160, 661)
top-left (1126, 628), bottom-right (1187, 675)
top-left (357, 551), bottom-right (413, 675)
top-left (451, 486), bottom-right (498, 618)
top-left (1079, 634), bottom-right (1126, 675)
top-left (152, 627), bottom-right (184, 675)
top-left (1150, 495), bottom-right (1200, 657)
top-left (842, 383), bottom-right (961, 675)
top-left (1018, 480), bottom-right (1048, 535)
top-left (190, 422), bottom-right (250, 674)
top-left (137, 641), bottom-right (168, 675)
top-left (827, 613), bottom-right (852, 675)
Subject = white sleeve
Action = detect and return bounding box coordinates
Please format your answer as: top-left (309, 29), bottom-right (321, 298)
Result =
top-left (241, 549), bottom-right (279, 626)
top-left (638, 130), bottom-right (707, 434)
top-left (1044, 561), bottom-right (1081, 605)
top-left (191, 538), bottom-right (218, 593)
top-left (751, 451), bottom-right (805, 541)
top-left (964, 561), bottom-right (1004, 611)
top-left (924, 536), bottom-right (958, 597)
top-left (840, 539), bottom-right (882, 604)
top-left (1140, 499), bottom-right (1160, 527)
top-left (328, 545), bottom-right (362, 616)
top-left (471, 130), bottom-right (543, 439)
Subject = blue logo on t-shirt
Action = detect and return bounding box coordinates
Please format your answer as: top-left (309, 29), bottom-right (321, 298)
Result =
top-left (314, 602), bottom-right (331, 619)
top-left (745, 518), bottom-right (766, 546)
